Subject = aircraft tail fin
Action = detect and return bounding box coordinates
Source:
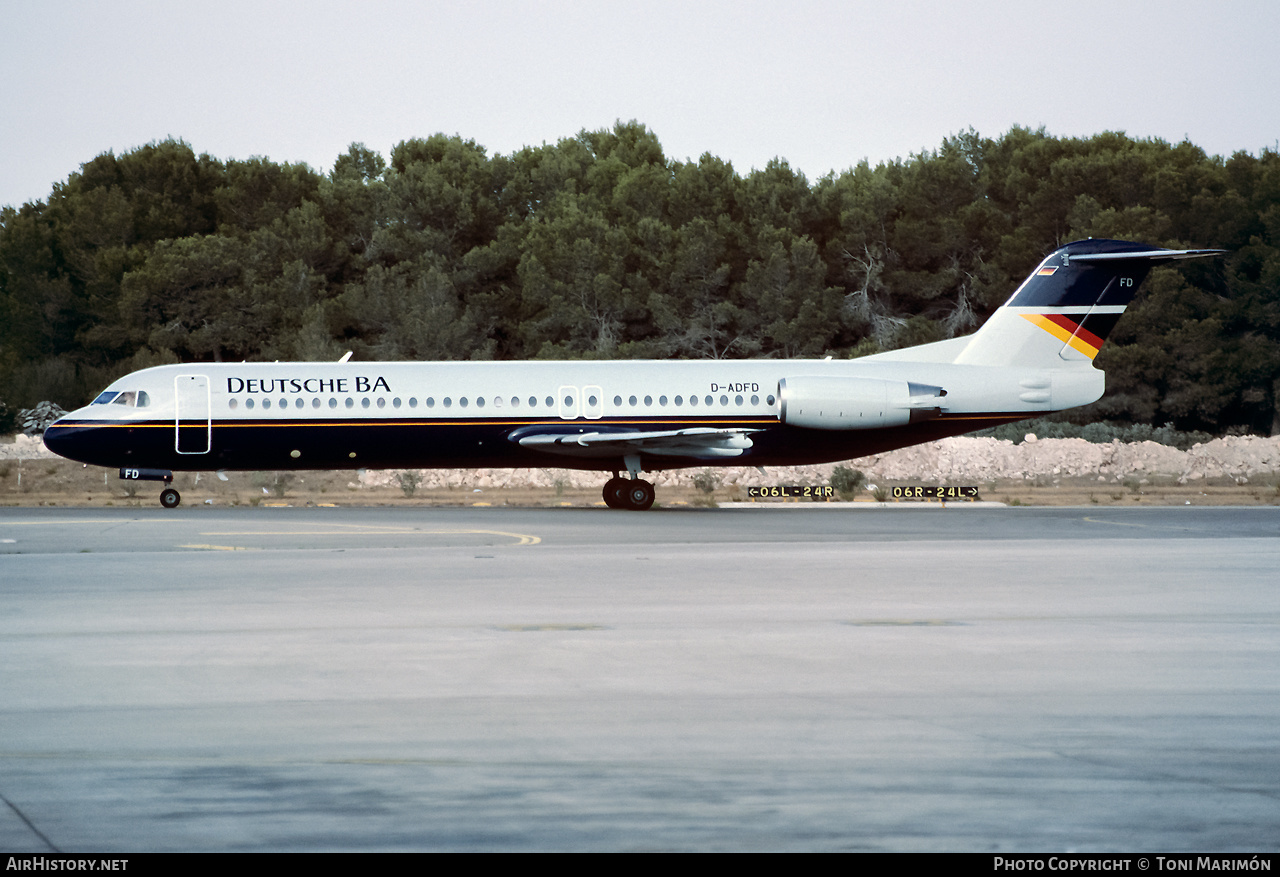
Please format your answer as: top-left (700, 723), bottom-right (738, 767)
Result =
top-left (952, 239), bottom-right (1224, 368)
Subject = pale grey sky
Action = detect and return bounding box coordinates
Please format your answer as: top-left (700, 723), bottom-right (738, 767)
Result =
top-left (2, 0), bottom-right (1278, 208)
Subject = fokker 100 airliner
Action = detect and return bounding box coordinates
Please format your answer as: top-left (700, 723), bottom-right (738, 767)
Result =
top-left (44, 239), bottom-right (1222, 509)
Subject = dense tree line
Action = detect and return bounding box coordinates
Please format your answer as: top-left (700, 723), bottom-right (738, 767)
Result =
top-left (2, 124), bottom-right (1278, 435)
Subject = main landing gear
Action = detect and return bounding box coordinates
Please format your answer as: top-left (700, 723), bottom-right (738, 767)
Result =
top-left (160, 488), bottom-right (181, 509)
top-left (602, 476), bottom-right (655, 510)
top-left (602, 455), bottom-right (656, 511)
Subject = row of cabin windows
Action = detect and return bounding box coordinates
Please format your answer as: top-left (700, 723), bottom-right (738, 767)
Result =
top-left (613, 393), bottom-right (767, 407)
top-left (225, 393), bottom-right (778, 412)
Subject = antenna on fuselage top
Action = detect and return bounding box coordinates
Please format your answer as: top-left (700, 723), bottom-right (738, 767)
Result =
top-left (338, 351), bottom-right (353, 363)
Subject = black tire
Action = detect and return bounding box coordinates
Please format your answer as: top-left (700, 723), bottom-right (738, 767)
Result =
top-left (602, 476), bottom-right (628, 509)
top-left (623, 479), bottom-right (655, 511)
top-left (160, 488), bottom-right (181, 509)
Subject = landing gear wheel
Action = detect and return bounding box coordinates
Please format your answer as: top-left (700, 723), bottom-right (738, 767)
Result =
top-left (160, 488), bottom-right (181, 509)
top-left (602, 476), bottom-right (628, 509)
top-left (622, 479), bottom-right (655, 511)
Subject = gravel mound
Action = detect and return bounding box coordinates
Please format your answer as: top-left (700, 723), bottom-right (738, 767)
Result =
top-left (0, 434), bottom-right (61, 460)
top-left (357, 434), bottom-right (1280, 490)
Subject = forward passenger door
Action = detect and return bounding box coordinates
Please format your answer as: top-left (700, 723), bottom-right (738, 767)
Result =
top-left (175, 374), bottom-right (211, 454)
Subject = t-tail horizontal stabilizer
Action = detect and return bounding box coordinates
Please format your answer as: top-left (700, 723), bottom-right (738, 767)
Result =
top-left (950, 239), bottom-right (1225, 368)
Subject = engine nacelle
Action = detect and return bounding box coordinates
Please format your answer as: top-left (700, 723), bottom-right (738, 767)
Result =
top-left (778, 376), bottom-right (945, 430)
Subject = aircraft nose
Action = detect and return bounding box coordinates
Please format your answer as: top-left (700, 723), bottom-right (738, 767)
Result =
top-left (43, 420), bottom-right (69, 454)
top-left (42, 418), bottom-right (84, 462)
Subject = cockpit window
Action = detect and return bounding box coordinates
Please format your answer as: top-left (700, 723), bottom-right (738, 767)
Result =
top-left (94, 390), bottom-right (148, 407)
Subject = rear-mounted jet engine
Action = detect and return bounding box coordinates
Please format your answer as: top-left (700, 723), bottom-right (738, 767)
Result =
top-left (777, 376), bottom-right (946, 430)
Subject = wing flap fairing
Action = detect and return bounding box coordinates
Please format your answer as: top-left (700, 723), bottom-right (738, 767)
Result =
top-left (517, 426), bottom-right (760, 460)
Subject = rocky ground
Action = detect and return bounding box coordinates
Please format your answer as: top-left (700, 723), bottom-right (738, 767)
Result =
top-left (3, 431), bottom-right (1279, 508)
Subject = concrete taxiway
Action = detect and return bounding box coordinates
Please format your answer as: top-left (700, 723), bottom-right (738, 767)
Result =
top-left (1, 506), bottom-right (1278, 851)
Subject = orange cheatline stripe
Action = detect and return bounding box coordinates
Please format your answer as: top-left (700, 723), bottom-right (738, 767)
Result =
top-left (53, 417), bottom-right (780, 430)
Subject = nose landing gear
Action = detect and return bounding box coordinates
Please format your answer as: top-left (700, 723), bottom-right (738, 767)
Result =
top-left (119, 468), bottom-right (179, 508)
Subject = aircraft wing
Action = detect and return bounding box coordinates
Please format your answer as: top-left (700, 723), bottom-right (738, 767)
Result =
top-left (516, 426), bottom-right (761, 459)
